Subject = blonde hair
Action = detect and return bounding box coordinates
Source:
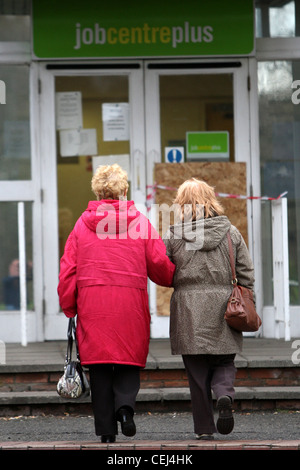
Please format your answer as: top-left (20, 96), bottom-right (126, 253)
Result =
top-left (91, 164), bottom-right (129, 200)
top-left (173, 178), bottom-right (224, 220)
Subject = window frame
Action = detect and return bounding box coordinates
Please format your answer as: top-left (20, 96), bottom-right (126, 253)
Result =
top-left (0, 43), bottom-right (44, 342)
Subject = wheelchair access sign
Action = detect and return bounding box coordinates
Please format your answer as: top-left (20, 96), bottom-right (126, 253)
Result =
top-left (165, 147), bottom-right (184, 163)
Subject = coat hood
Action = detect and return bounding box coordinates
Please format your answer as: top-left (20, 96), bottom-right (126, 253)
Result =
top-left (168, 215), bottom-right (231, 251)
top-left (81, 200), bottom-right (140, 235)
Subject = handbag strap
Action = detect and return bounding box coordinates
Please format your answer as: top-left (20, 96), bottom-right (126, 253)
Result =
top-left (72, 319), bottom-right (81, 362)
top-left (226, 231), bottom-right (238, 285)
top-left (65, 318), bottom-right (80, 364)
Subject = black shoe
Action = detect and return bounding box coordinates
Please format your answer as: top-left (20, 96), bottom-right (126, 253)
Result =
top-left (117, 407), bottom-right (136, 437)
top-left (101, 434), bottom-right (116, 443)
top-left (216, 395), bottom-right (234, 435)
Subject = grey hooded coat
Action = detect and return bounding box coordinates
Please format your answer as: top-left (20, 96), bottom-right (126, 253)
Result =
top-left (163, 215), bottom-right (255, 355)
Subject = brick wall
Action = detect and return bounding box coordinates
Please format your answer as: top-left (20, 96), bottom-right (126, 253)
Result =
top-left (0, 366), bottom-right (299, 393)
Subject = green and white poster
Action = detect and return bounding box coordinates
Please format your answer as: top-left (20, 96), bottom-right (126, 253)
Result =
top-left (32, 0), bottom-right (254, 59)
top-left (186, 131), bottom-right (229, 160)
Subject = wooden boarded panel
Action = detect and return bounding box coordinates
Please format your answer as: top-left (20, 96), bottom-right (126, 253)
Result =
top-left (154, 162), bottom-right (247, 316)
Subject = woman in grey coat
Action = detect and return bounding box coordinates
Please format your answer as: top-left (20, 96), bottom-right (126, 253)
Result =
top-left (163, 178), bottom-right (255, 440)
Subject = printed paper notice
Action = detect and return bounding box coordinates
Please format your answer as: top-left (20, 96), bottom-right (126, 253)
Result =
top-left (102, 103), bottom-right (129, 141)
top-left (92, 155), bottom-right (130, 176)
top-left (59, 129), bottom-right (97, 156)
top-left (3, 121), bottom-right (30, 159)
top-left (56, 92), bottom-right (83, 130)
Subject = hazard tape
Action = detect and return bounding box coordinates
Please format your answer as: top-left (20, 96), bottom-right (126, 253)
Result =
top-left (146, 184), bottom-right (287, 210)
top-left (214, 191), bottom-right (288, 201)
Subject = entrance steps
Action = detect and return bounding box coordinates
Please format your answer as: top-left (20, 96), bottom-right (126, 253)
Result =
top-left (0, 338), bottom-right (299, 415)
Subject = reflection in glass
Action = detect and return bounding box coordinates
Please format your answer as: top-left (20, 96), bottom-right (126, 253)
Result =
top-left (0, 65), bottom-right (31, 180)
top-left (256, 1), bottom-right (295, 38)
top-left (0, 15), bottom-right (31, 41)
top-left (159, 74), bottom-right (234, 162)
top-left (0, 0), bottom-right (31, 41)
top-left (258, 60), bottom-right (300, 305)
top-left (0, 202), bottom-right (33, 310)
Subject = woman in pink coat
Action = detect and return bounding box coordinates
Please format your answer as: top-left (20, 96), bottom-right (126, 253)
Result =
top-left (57, 164), bottom-right (175, 443)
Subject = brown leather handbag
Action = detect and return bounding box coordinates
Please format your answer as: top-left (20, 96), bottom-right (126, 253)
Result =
top-left (224, 231), bottom-right (262, 332)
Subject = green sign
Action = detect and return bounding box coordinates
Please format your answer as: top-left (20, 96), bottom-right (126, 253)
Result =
top-left (32, 0), bottom-right (254, 59)
top-left (186, 131), bottom-right (229, 160)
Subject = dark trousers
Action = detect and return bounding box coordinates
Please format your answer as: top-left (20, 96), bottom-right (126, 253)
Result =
top-left (183, 354), bottom-right (236, 434)
top-left (89, 364), bottom-right (140, 436)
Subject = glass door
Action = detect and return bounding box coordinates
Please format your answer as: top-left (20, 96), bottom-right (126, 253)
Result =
top-left (56, 75), bottom-right (131, 258)
top-left (39, 64), bottom-right (145, 339)
top-left (39, 59), bottom-right (256, 340)
top-left (0, 63), bottom-right (42, 344)
top-left (144, 59), bottom-right (254, 337)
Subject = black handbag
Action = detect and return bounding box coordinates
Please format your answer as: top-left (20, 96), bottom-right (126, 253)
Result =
top-left (57, 318), bottom-right (90, 399)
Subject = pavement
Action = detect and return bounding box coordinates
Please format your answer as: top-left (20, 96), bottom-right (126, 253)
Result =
top-left (0, 337), bottom-right (300, 452)
top-left (0, 410), bottom-right (299, 452)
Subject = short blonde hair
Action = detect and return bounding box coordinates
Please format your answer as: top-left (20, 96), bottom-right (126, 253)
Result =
top-left (174, 178), bottom-right (224, 220)
top-left (91, 164), bottom-right (129, 200)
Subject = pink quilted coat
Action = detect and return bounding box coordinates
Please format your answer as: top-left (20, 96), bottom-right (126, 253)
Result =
top-left (57, 200), bottom-right (175, 367)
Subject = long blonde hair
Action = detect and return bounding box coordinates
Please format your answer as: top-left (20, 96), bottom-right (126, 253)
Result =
top-left (173, 178), bottom-right (224, 221)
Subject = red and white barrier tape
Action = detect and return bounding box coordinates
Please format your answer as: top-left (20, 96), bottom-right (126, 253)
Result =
top-left (146, 184), bottom-right (287, 210)
top-left (214, 191), bottom-right (288, 201)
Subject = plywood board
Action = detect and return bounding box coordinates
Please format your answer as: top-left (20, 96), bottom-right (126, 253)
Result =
top-left (154, 162), bottom-right (247, 316)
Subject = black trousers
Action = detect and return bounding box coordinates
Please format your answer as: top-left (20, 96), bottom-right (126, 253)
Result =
top-left (88, 364), bottom-right (140, 436)
top-left (183, 354), bottom-right (236, 434)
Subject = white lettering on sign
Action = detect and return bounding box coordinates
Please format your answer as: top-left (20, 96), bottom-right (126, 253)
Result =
top-left (74, 22), bottom-right (214, 50)
top-left (0, 80), bottom-right (6, 104)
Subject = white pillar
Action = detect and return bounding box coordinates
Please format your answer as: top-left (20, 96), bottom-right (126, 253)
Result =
top-left (272, 197), bottom-right (290, 341)
top-left (18, 202), bottom-right (27, 347)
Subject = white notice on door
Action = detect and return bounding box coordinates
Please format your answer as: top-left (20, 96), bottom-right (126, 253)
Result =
top-left (92, 155), bottom-right (130, 176)
top-left (59, 129), bottom-right (97, 157)
top-left (56, 92), bottom-right (83, 130)
top-left (102, 103), bottom-right (129, 141)
top-left (79, 129), bottom-right (98, 155)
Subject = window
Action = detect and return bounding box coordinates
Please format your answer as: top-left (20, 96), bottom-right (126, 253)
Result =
top-left (0, 202), bottom-right (33, 311)
top-left (0, 65), bottom-right (31, 180)
top-left (258, 60), bottom-right (300, 305)
top-left (159, 74), bottom-right (234, 162)
top-left (256, 1), bottom-right (296, 38)
top-left (0, 0), bottom-right (31, 41)
top-left (55, 75), bottom-right (130, 257)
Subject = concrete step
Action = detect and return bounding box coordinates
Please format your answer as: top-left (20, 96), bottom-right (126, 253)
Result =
top-left (1, 339), bottom-right (299, 415)
top-left (1, 365), bottom-right (300, 414)
top-left (1, 364), bottom-right (300, 394)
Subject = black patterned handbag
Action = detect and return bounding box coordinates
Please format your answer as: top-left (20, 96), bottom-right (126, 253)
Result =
top-left (57, 318), bottom-right (90, 399)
